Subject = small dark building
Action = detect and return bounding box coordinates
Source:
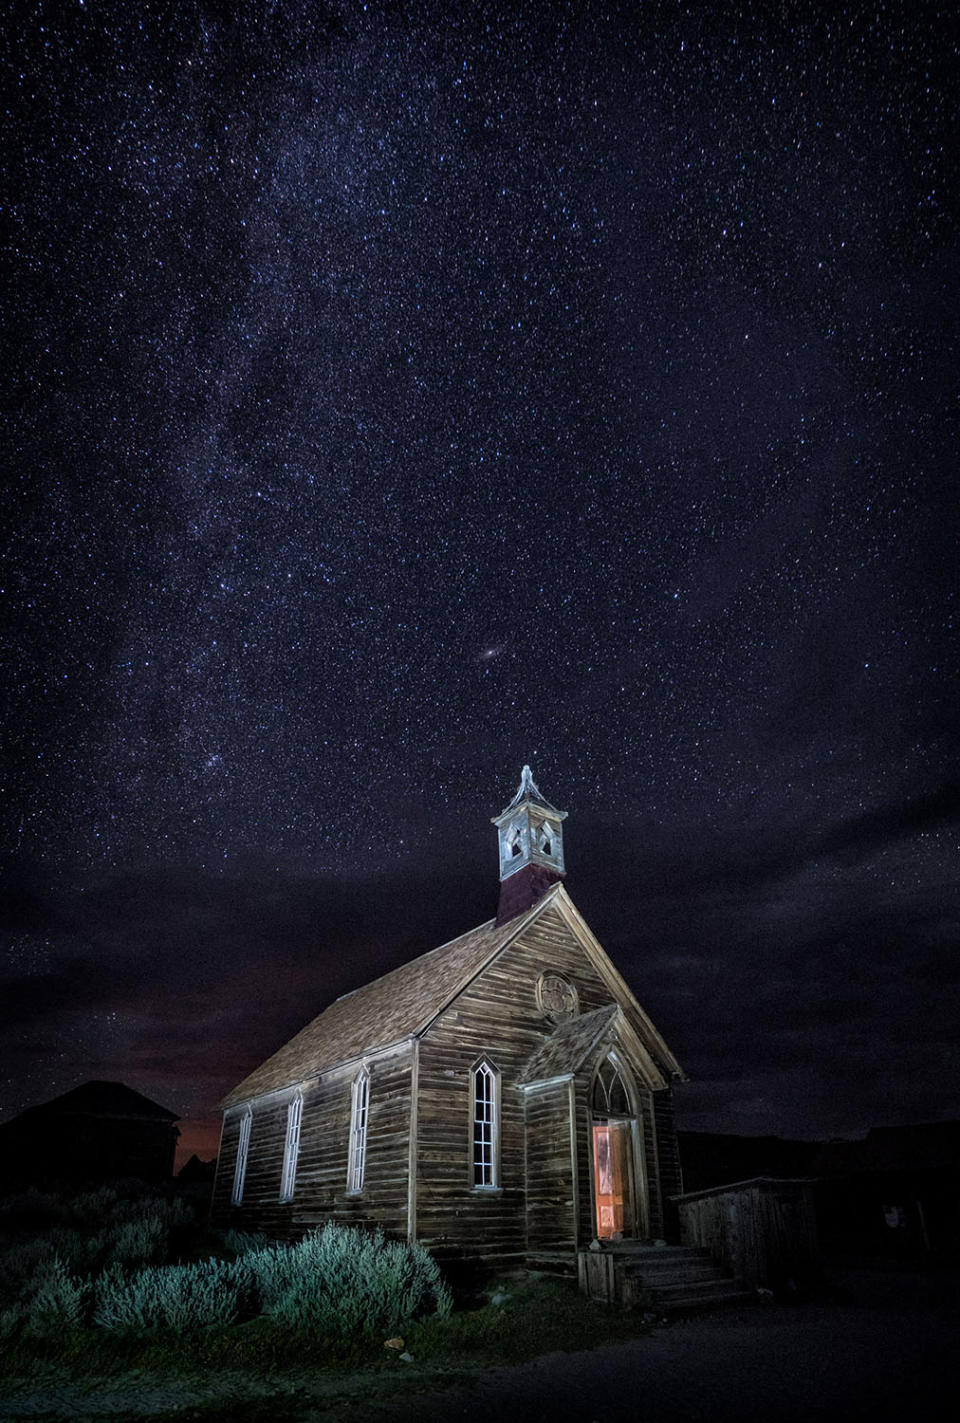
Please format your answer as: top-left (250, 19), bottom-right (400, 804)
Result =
top-left (677, 1123), bottom-right (960, 1264)
top-left (812, 1122), bottom-right (960, 1259)
top-left (0, 1080), bottom-right (180, 1185)
top-left (213, 768), bottom-right (685, 1261)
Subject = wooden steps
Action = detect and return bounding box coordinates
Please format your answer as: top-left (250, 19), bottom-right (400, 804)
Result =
top-left (575, 1243), bottom-right (756, 1313)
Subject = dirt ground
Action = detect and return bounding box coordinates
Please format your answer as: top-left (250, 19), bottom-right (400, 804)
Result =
top-left (0, 1261), bottom-right (956, 1422)
top-left (372, 1266), bottom-right (958, 1422)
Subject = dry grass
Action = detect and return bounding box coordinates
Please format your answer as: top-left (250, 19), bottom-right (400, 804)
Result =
top-left (0, 1274), bottom-right (651, 1421)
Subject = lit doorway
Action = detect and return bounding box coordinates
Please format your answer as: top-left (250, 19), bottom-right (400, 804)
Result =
top-left (592, 1120), bottom-right (633, 1237)
top-left (591, 1058), bottom-right (635, 1240)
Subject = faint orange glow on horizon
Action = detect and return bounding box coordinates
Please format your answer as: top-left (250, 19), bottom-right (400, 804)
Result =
top-left (174, 1115), bottom-right (220, 1173)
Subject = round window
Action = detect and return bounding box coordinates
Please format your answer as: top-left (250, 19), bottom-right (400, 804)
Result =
top-left (536, 971), bottom-right (579, 1023)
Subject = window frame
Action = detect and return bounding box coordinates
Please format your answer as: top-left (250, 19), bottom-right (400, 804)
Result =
top-left (471, 1057), bottom-right (501, 1191)
top-left (347, 1068), bottom-right (370, 1195)
top-left (591, 1053), bottom-right (636, 1119)
top-left (279, 1091), bottom-right (303, 1203)
top-left (231, 1108), bottom-right (252, 1206)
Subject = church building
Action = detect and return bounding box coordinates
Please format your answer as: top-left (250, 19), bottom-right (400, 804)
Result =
top-left (212, 768), bottom-right (684, 1260)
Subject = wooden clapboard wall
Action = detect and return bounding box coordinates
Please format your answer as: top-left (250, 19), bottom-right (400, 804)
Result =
top-left (524, 1081), bottom-right (576, 1250)
top-left (415, 902), bottom-right (631, 1258)
top-left (212, 893), bottom-right (682, 1257)
top-left (211, 1042), bottom-right (414, 1238)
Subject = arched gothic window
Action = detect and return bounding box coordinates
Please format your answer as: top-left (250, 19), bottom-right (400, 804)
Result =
top-left (591, 1058), bottom-right (631, 1117)
top-left (347, 1070), bottom-right (369, 1193)
top-left (279, 1092), bottom-right (303, 1203)
top-left (472, 1059), bottom-right (499, 1188)
top-left (231, 1109), bottom-right (252, 1205)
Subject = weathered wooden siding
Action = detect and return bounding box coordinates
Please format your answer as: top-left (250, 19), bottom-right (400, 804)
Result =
top-left (524, 1082), bottom-right (576, 1249)
top-left (414, 1037), bottom-right (526, 1257)
top-left (515, 906), bottom-right (621, 1017)
top-left (653, 1087), bottom-right (682, 1240)
top-left (211, 1093), bottom-right (292, 1236)
top-left (416, 903), bottom-right (633, 1257)
top-left (212, 898), bottom-right (679, 1257)
top-left (678, 1178), bottom-right (820, 1290)
top-left (571, 1079), bottom-right (596, 1245)
top-left (211, 1113), bottom-right (240, 1221)
top-left (210, 1043), bottom-right (414, 1239)
top-left (640, 1088), bottom-right (664, 1238)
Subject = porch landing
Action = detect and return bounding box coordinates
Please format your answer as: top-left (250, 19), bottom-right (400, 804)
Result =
top-left (528, 1243), bottom-right (755, 1312)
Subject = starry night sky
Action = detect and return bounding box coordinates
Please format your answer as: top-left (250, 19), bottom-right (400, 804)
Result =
top-left (3, 0), bottom-right (958, 1165)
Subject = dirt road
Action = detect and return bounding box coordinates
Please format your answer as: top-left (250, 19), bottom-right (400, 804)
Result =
top-left (0, 1265), bottom-right (955, 1421)
top-left (369, 1269), bottom-right (958, 1423)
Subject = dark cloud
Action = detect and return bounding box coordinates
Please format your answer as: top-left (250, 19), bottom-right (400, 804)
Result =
top-left (4, 788), bottom-right (956, 1142)
top-left (811, 784), bottom-right (960, 862)
top-left (2, 0), bottom-right (956, 1144)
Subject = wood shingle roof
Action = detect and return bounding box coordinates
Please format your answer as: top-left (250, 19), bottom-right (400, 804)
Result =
top-left (518, 1003), bottom-right (620, 1085)
top-left (220, 908), bottom-right (537, 1109)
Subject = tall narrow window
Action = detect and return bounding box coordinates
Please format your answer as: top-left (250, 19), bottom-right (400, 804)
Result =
top-left (473, 1060), bottom-right (498, 1188)
top-left (232, 1109), bottom-right (252, 1205)
top-left (279, 1092), bottom-right (303, 1203)
top-left (347, 1070), bottom-right (369, 1193)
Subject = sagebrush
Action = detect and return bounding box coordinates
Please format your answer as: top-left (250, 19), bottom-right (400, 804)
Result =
top-left (1, 1196), bottom-right (451, 1341)
top-left (93, 1257), bottom-right (244, 1331)
top-left (247, 1224), bottom-right (453, 1336)
top-left (0, 1188), bottom-right (195, 1314)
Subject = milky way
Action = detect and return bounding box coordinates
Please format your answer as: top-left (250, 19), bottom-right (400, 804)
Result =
top-left (3, 1), bottom-right (957, 1152)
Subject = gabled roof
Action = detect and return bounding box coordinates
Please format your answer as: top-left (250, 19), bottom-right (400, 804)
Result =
top-left (519, 1004), bottom-right (619, 1084)
top-left (221, 882), bottom-right (683, 1109)
top-left (221, 903), bottom-right (544, 1108)
top-left (1, 1081), bottom-right (178, 1125)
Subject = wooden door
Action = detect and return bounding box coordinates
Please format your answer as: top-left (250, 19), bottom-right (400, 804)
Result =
top-left (592, 1120), bottom-right (632, 1238)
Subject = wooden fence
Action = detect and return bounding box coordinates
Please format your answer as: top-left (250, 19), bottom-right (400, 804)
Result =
top-left (675, 1177), bottom-right (820, 1292)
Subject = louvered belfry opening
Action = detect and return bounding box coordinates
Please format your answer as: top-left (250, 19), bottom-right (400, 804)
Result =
top-left (492, 765), bottom-right (567, 923)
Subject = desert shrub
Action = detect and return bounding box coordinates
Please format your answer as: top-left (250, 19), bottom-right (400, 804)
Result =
top-left (0, 1238), bottom-right (94, 1319)
top-left (220, 1228), bottom-right (270, 1257)
top-left (247, 1224), bottom-right (452, 1338)
top-left (0, 1304), bottom-right (26, 1343)
top-left (71, 1187), bottom-right (119, 1223)
top-left (112, 1195), bottom-right (193, 1230)
top-left (27, 1256), bottom-right (90, 1334)
top-left (43, 1225), bottom-right (103, 1273)
top-left (98, 1213), bottom-right (168, 1268)
top-left (0, 1189), bottom-right (68, 1230)
top-left (1, 1194), bottom-right (194, 1291)
top-left (97, 1195), bottom-right (194, 1263)
top-left (2, 1186), bottom-right (192, 1236)
top-left (93, 1257), bottom-right (245, 1332)
top-left (0, 1238), bottom-right (55, 1307)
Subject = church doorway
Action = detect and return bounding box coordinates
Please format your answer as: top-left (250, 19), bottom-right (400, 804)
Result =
top-left (591, 1058), bottom-right (636, 1240)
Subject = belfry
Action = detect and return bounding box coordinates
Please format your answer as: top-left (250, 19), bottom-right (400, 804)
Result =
top-left (492, 764), bottom-right (568, 924)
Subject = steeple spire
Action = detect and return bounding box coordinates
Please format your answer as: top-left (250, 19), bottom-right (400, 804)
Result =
top-left (492, 765), bottom-right (567, 923)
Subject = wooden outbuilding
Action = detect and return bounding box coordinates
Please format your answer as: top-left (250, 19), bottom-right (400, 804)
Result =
top-left (212, 768), bottom-right (684, 1262)
top-left (0, 1080), bottom-right (179, 1185)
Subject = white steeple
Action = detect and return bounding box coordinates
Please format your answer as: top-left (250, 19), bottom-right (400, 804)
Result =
top-left (491, 764), bottom-right (567, 882)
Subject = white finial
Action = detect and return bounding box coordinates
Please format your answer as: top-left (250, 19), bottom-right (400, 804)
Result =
top-left (491, 765), bottom-right (567, 881)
